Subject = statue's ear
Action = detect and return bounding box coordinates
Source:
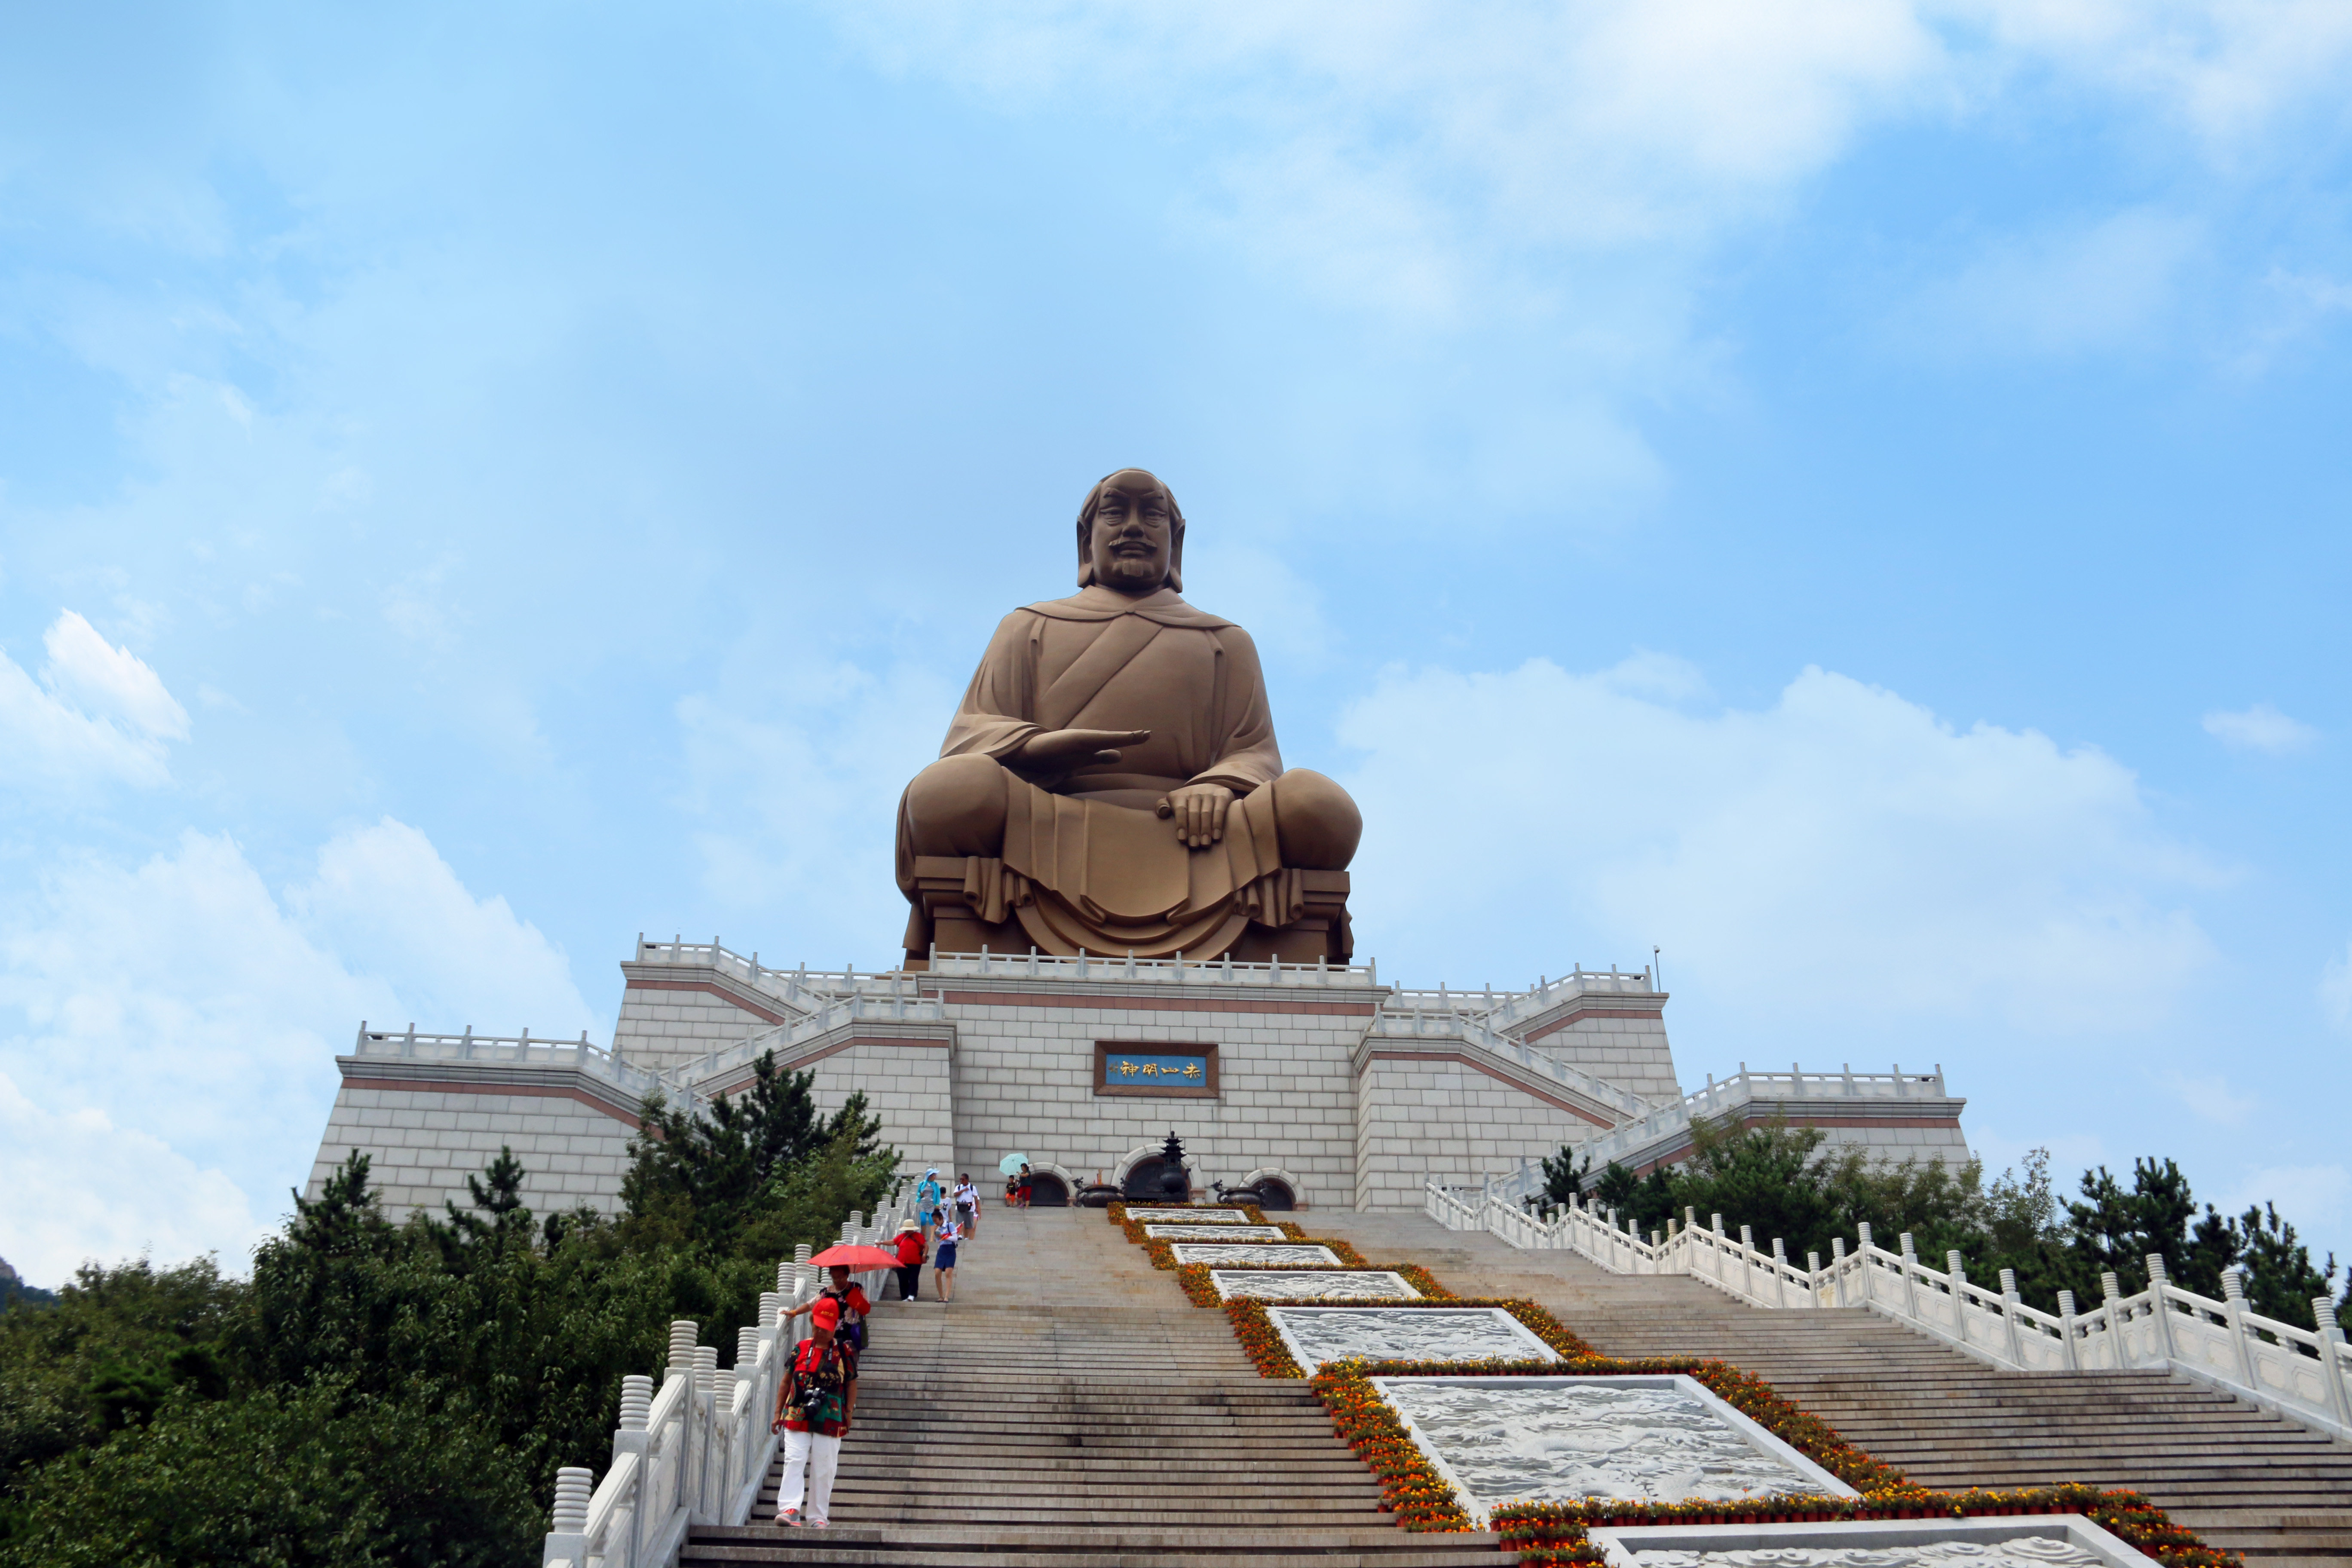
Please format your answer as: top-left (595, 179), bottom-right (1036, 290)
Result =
top-left (1077, 557), bottom-right (1095, 587)
top-left (1167, 524), bottom-right (1184, 594)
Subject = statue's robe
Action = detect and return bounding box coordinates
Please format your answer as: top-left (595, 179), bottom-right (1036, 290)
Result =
top-left (897, 585), bottom-right (1347, 957)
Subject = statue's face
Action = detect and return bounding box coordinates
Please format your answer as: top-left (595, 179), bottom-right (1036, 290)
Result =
top-left (1086, 470), bottom-right (1176, 594)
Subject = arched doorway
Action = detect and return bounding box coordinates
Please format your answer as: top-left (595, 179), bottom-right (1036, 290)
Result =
top-left (1120, 1158), bottom-right (1187, 1202)
top-left (1026, 1170), bottom-right (1070, 1207)
top-left (1251, 1176), bottom-right (1295, 1211)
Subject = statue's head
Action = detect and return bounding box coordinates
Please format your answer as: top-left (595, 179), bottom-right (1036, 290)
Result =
top-left (1075, 468), bottom-right (1185, 594)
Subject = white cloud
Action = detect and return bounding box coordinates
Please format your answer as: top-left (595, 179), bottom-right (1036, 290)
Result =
top-left (287, 818), bottom-right (597, 1040)
top-left (827, 2), bottom-right (2352, 331)
top-left (1955, 0), bottom-right (2352, 145)
top-left (0, 822), bottom-right (598, 1276)
top-left (1339, 656), bottom-right (2220, 1030)
top-left (2322, 939), bottom-right (2352, 1031)
top-left (40, 610), bottom-right (190, 739)
top-left (2163, 1069), bottom-right (2257, 1127)
top-left (833, 0), bottom-right (1947, 318)
top-left (0, 1069), bottom-right (266, 1291)
top-left (0, 610), bottom-right (188, 790)
top-left (2203, 701), bottom-right (2318, 755)
top-left (1889, 208), bottom-right (2203, 358)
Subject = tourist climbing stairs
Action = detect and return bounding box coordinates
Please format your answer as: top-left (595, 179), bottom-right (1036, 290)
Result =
top-left (680, 1207), bottom-right (1504, 1566)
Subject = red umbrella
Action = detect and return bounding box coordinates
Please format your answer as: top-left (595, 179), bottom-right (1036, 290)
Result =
top-left (806, 1243), bottom-right (901, 1271)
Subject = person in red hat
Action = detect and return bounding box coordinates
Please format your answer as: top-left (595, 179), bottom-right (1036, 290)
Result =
top-left (771, 1296), bottom-right (854, 1527)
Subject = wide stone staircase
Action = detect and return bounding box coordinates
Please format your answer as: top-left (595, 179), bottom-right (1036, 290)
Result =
top-left (680, 1207), bottom-right (1505, 1566)
top-left (1310, 1211), bottom-right (2352, 1567)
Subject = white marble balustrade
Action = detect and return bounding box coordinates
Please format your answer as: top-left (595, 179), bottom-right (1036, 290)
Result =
top-left (1427, 1180), bottom-right (2352, 1445)
top-left (543, 1197), bottom-right (910, 1568)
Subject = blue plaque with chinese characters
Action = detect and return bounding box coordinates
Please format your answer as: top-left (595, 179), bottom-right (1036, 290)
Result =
top-left (1093, 1041), bottom-right (1219, 1098)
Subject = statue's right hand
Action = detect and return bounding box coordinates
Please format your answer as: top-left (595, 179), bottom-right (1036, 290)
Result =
top-left (1017, 729), bottom-right (1150, 769)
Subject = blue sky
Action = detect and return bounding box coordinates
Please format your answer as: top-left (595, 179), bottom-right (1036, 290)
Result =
top-left (3, 2), bottom-right (2348, 1289)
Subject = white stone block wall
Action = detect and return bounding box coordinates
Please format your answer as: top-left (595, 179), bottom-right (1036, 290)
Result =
top-left (305, 1081), bottom-right (638, 1221)
top-left (1352, 1055), bottom-right (1602, 1210)
top-left (612, 974), bottom-right (788, 1076)
top-left (1521, 1011), bottom-right (1682, 1106)
top-left (1809, 1119), bottom-right (1973, 1165)
top-left (940, 995), bottom-right (1367, 1210)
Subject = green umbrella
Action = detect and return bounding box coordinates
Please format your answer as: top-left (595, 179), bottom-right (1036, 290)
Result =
top-left (997, 1152), bottom-right (1030, 1176)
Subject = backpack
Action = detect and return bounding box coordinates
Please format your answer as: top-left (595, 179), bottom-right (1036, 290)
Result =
top-left (819, 1288), bottom-right (867, 1353)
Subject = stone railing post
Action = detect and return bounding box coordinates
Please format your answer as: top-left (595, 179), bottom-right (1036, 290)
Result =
top-left (666, 1320), bottom-right (700, 1513)
top-left (2057, 1290), bottom-right (2079, 1371)
top-left (2099, 1270), bottom-right (2129, 1367)
top-left (2315, 1297), bottom-right (2352, 1431)
top-left (545, 1466), bottom-right (592, 1568)
top-left (2220, 1268), bottom-right (2258, 1387)
top-left (1771, 1238), bottom-right (1789, 1308)
top-left (1854, 1223), bottom-right (1874, 1306)
top-left (692, 1345), bottom-right (720, 1515)
top-left (2144, 1255), bottom-right (2178, 1363)
top-left (1998, 1268), bottom-right (2024, 1366)
top-left (1899, 1234), bottom-right (1921, 1321)
top-left (1831, 1237), bottom-right (1847, 1307)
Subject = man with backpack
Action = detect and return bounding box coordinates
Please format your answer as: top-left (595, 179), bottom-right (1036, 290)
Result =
top-left (771, 1298), bottom-right (855, 1528)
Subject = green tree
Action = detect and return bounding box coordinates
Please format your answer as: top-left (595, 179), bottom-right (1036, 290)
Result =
top-left (0, 1379), bottom-right (535, 1568)
top-left (1532, 1146), bottom-right (1590, 1210)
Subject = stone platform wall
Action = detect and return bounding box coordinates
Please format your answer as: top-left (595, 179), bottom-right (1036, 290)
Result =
top-left (1351, 1053), bottom-right (1605, 1210)
top-left (305, 1063), bottom-right (640, 1219)
top-left (612, 959), bottom-right (801, 1076)
top-left (919, 974), bottom-right (1374, 1210)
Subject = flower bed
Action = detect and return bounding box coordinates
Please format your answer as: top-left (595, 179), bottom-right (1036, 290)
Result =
top-left (1174, 1262), bottom-right (1453, 1307)
top-left (1226, 1297), bottom-right (1596, 1378)
top-left (1106, 1200), bottom-right (1267, 1228)
top-left (1313, 1365), bottom-right (1476, 1532)
top-left (1491, 1484), bottom-right (2240, 1568)
top-left (1140, 1234), bottom-right (1366, 1271)
top-left (1120, 1213), bottom-right (1305, 1246)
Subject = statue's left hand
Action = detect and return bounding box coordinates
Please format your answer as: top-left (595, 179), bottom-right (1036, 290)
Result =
top-left (1155, 783), bottom-right (1234, 849)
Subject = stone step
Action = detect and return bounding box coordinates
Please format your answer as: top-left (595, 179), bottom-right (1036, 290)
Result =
top-left (683, 1523), bottom-right (1504, 1566)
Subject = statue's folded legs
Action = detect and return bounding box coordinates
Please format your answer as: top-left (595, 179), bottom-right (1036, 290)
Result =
top-left (900, 754), bottom-right (1360, 870)
top-left (897, 756), bottom-right (1361, 966)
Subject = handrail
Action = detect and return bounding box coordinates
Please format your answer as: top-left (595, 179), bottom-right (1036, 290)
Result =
top-left (1362, 1009), bottom-right (1655, 1119)
top-left (1470, 1061), bottom-right (1953, 1206)
top-left (662, 989), bottom-right (950, 1090)
top-left (1425, 1180), bottom-right (2352, 1445)
top-left (543, 1196), bottom-right (911, 1567)
top-left (919, 944), bottom-right (1380, 988)
top-left (348, 1023), bottom-right (705, 1118)
top-left (1386, 966), bottom-right (1657, 1027)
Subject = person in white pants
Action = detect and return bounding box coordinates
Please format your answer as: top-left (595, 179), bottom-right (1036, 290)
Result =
top-left (777, 1426), bottom-right (840, 1528)
top-left (772, 1300), bottom-right (854, 1528)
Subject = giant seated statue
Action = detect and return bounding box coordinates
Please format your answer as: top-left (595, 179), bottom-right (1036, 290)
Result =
top-left (897, 469), bottom-right (1361, 966)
